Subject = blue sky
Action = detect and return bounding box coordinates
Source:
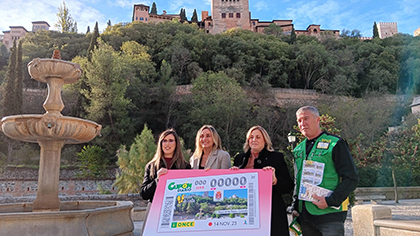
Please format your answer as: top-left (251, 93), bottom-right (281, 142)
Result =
top-left (1, 0), bottom-right (419, 37)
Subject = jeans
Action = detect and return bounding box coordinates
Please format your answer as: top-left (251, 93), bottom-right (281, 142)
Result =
top-left (300, 220), bottom-right (344, 236)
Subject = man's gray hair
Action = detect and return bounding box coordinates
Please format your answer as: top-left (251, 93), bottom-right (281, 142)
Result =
top-left (296, 106), bottom-right (320, 117)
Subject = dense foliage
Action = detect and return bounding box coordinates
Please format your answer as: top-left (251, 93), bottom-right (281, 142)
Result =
top-left (1, 20), bottom-right (420, 187)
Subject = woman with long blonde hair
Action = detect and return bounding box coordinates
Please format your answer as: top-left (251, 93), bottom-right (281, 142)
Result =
top-left (190, 125), bottom-right (231, 169)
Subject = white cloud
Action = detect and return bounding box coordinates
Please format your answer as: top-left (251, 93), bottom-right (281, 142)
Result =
top-left (254, 1), bottom-right (268, 12)
top-left (0, 0), bottom-right (58, 32)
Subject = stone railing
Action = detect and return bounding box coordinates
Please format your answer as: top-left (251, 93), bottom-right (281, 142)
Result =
top-left (352, 205), bottom-right (420, 236)
top-left (355, 187), bottom-right (420, 200)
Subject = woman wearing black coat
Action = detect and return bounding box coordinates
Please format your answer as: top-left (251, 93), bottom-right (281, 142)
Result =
top-left (140, 129), bottom-right (191, 234)
top-left (232, 126), bottom-right (294, 236)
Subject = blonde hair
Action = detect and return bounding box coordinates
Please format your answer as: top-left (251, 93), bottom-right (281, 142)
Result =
top-left (243, 126), bottom-right (274, 153)
top-left (191, 125), bottom-right (222, 161)
top-left (149, 129), bottom-right (187, 178)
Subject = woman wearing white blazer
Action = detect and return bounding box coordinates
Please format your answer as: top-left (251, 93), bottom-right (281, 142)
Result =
top-left (190, 125), bottom-right (231, 169)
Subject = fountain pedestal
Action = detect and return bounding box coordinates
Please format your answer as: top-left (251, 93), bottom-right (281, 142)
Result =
top-left (33, 140), bottom-right (65, 211)
top-left (0, 50), bottom-right (134, 235)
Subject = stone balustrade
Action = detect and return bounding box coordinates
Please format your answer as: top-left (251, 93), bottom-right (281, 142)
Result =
top-left (352, 205), bottom-right (420, 236)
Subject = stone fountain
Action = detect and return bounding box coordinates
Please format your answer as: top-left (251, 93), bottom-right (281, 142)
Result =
top-left (0, 50), bottom-right (134, 235)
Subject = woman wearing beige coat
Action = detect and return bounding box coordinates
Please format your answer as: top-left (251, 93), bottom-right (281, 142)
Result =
top-left (190, 125), bottom-right (231, 169)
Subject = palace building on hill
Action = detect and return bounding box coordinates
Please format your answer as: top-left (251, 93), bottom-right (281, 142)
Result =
top-left (2, 21), bottom-right (49, 49)
top-left (132, 1), bottom-right (340, 36)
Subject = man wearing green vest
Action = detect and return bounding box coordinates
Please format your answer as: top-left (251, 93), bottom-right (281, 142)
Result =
top-left (292, 106), bottom-right (359, 236)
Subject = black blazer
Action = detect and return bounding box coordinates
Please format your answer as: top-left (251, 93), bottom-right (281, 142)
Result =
top-left (234, 148), bottom-right (294, 236)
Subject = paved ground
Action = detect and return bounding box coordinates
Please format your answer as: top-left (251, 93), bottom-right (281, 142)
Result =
top-left (134, 199), bottom-right (420, 236)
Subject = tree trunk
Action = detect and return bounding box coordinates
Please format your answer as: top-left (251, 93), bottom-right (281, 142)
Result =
top-left (392, 168), bottom-right (398, 203)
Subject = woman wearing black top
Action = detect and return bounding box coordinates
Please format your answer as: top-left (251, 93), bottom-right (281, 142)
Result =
top-left (140, 129), bottom-right (191, 234)
top-left (232, 126), bottom-right (294, 236)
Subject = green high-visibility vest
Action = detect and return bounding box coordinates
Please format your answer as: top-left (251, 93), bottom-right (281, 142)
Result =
top-left (293, 133), bottom-right (349, 215)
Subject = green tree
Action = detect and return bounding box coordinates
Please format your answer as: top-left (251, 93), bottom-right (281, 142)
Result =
top-left (191, 9), bottom-right (198, 23)
top-left (0, 44), bottom-right (9, 69)
top-left (14, 40), bottom-right (23, 115)
top-left (2, 40), bottom-right (17, 117)
top-left (76, 145), bottom-right (109, 178)
top-left (373, 21), bottom-right (379, 39)
top-left (180, 8), bottom-right (187, 22)
top-left (290, 27), bottom-right (296, 44)
top-left (81, 40), bottom-right (132, 155)
top-left (87, 22), bottom-right (100, 60)
top-left (86, 26), bottom-right (90, 34)
top-left (150, 2), bottom-right (157, 14)
top-left (114, 124), bottom-right (157, 193)
top-left (189, 71), bottom-right (248, 150)
top-left (264, 23), bottom-right (283, 37)
top-left (1, 41), bottom-right (17, 163)
top-left (295, 41), bottom-right (331, 89)
top-left (55, 1), bottom-right (77, 33)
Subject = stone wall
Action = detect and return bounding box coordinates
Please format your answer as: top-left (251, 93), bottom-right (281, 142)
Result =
top-left (0, 167), bottom-right (118, 198)
top-left (355, 187), bottom-right (420, 200)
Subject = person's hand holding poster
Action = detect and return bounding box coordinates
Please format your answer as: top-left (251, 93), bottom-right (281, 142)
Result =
top-left (143, 169), bottom-right (272, 236)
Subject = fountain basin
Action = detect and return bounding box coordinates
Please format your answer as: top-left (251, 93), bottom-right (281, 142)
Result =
top-left (0, 201), bottom-right (134, 236)
top-left (1, 114), bottom-right (102, 144)
top-left (28, 58), bottom-right (82, 84)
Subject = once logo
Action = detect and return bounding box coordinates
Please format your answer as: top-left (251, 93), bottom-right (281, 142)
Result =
top-left (171, 221), bottom-right (195, 228)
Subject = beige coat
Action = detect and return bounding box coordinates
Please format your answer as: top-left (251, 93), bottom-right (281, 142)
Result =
top-left (190, 149), bottom-right (231, 169)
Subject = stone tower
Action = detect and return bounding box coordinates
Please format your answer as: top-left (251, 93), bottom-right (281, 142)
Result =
top-left (377, 22), bottom-right (398, 39)
top-left (210, 0), bottom-right (251, 34)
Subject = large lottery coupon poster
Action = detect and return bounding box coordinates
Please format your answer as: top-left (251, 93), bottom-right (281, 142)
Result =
top-left (142, 169), bottom-right (272, 236)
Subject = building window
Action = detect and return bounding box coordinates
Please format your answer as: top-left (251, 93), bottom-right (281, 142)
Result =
top-left (222, 13), bottom-right (226, 18)
top-left (146, 18), bottom-right (148, 21)
top-left (136, 17), bottom-right (138, 20)
top-left (229, 13), bottom-right (233, 18)
top-left (140, 17), bottom-right (144, 21)
top-left (236, 13), bottom-right (241, 18)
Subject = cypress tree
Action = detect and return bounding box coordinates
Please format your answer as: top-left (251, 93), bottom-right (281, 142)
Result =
top-left (86, 26), bottom-right (90, 34)
top-left (151, 2), bottom-right (157, 14)
top-left (290, 27), bottom-right (297, 44)
top-left (373, 21), bottom-right (379, 39)
top-left (14, 40), bottom-right (23, 114)
top-left (191, 9), bottom-right (198, 23)
top-left (2, 40), bottom-right (17, 116)
top-left (2, 40), bottom-right (18, 164)
top-left (180, 8), bottom-right (187, 22)
top-left (87, 22), bottom-right (99, 60)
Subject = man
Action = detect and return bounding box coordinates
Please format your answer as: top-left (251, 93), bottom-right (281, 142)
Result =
top-left (292, 106), bottom-right (359, 236)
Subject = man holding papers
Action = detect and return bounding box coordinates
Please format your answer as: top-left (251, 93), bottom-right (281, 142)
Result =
top-left (292, 106), bottom-right (359, 236)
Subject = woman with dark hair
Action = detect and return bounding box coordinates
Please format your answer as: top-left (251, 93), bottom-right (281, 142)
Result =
top-left (190, 125), bottom-right (231, 169)
top-left (140, 128), bottom-right (191, 202)
top-left (140, 129), bottom-right (191, 233)
top-left (232, 126), bottom-right (293, 236)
